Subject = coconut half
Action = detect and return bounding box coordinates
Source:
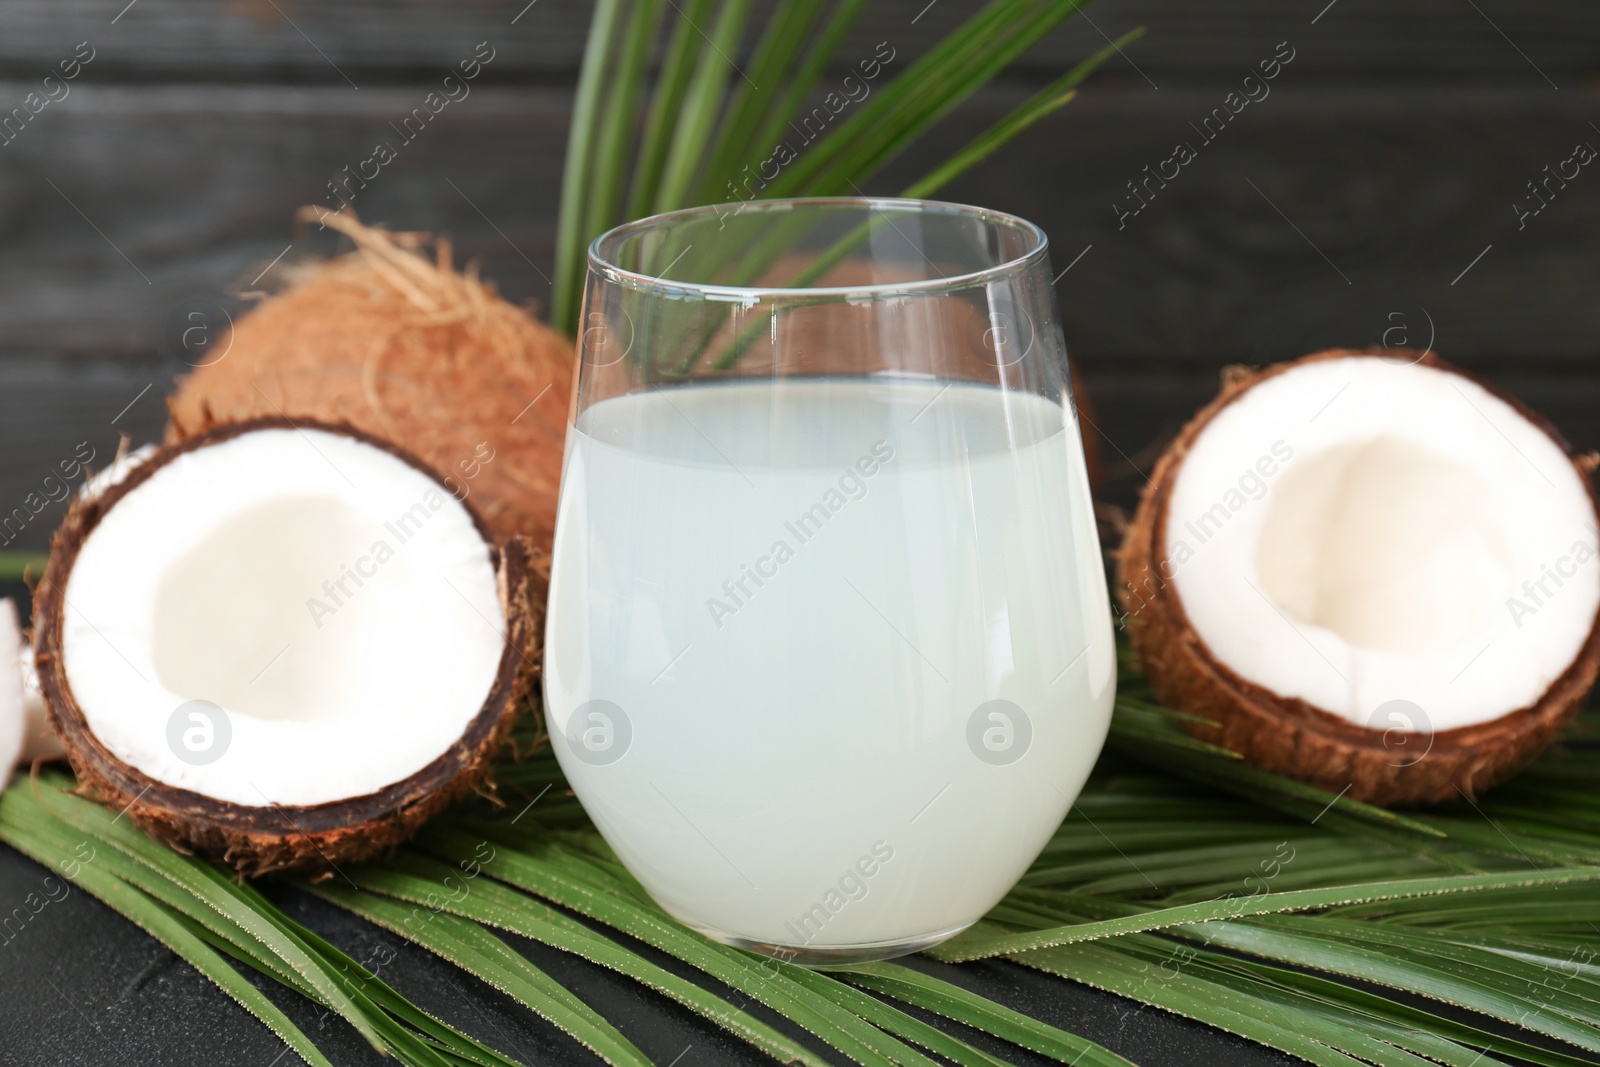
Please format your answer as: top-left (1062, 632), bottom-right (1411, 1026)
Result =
top-left (1119, 349), bottom-right (1600, 805)
top-left (17, 635), bottom-right (62, 764)
top-left (34, 418), bottom-right (537, 875)
top-left (0, 601), bottom-right (25, 775)
top-left (0, 598), bottom-right (65, 765)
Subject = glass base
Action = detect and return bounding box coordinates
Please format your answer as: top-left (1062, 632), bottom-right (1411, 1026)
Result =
top-left (694, 921), bottom-right (974, 967)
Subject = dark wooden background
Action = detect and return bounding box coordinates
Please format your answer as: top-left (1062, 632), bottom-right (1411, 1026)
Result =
top-left (1, 0), bottom-right (1596, 532)
top-left (0, 2), bottom-right (1596, 1064)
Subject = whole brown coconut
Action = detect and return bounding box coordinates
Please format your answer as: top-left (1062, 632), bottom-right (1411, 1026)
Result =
top-left (167, 209), bottom-right (574, 548)
top-left (1118, 348), bottom-right (1600, 806)
top-left (35, 418), bottom-right (541, 877)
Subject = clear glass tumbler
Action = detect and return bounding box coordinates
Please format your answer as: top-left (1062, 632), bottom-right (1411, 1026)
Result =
top-left (545, 197), bottom-right (1115, 964)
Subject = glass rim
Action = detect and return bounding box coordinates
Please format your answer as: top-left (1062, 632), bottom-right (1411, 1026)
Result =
top-left (587, 196), bottom-right (1050, 301)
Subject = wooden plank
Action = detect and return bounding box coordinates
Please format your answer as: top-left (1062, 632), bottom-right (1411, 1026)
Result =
top-left (892, 82), bottom-right (1600, 365)
top-left (0, 356), bottom-right (171, 552)
top-left (0, 83), bottom-right (566, 357)
top-left (0, 81), bottom-right (1596, 365)
top-left (0, 0), bottom-right (1593, 80)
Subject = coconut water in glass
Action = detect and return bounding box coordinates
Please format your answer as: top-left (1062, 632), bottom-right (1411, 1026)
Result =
top-left (545, 198), bottom-right (1115, 963)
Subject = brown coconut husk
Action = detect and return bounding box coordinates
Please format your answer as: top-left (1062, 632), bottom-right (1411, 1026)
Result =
top-left (34, 418), bottom-right (543, 877)
top-left (1118, 348), bottom-right (1600, 806)
top-left (167, 209), bottom-right (574, 549)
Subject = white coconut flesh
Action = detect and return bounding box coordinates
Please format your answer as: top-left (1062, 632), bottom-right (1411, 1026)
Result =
top-left (61, 428), bottom-right (504, 807)
top-left (18, 634), bottom-right (62, 763)
top-left (0, 600), bottom-right (25, 774)
top-left (0, 597), bottom-right (64, 766)
top-left (82, 442), bottom-right (156, 501)
top-left (1164, 357), bottom-right (1600, 732)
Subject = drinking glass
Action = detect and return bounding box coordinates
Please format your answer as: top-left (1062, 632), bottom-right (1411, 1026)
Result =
top-left (545, 197), bottom-right (1114, 964)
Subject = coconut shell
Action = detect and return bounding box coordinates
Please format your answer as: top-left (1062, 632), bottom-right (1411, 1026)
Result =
top-left (33, 418), bottom-right (543, 877)
top-left (1117, 348), bottom-right (1600, 806)
top-left (166, 210), bottom-right (574, 548)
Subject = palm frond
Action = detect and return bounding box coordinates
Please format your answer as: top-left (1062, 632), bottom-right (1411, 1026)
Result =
top-left (552, 0), bottom-right (1121, 333)
top-left (11, 659), bottom-right (1600, 1066)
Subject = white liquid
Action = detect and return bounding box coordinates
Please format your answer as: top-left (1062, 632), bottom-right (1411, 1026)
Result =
top-left (545, 378), bottom-right (1115, 951)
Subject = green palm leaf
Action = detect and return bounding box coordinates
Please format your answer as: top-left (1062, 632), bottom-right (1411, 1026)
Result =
top-left (0, 815), bottom-right (334, 1067)
top-left (933, 867), bottom-right (1600, 961)
top-left (12, 674), bottom-right (1600, 1065)
top-left (552, 0), bottom-right (1122, 332)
